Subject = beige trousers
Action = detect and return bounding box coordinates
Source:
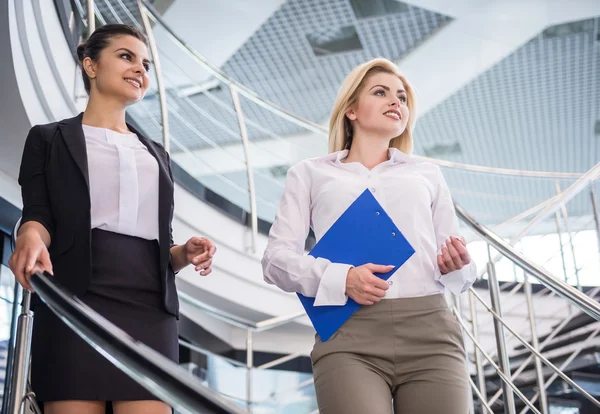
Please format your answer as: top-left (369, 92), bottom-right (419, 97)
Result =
top-left (311, 294), bottom-right (470, 414)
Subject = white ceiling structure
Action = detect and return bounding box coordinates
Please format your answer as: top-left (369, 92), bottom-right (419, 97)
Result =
top-left (101, 0), bottom-right (600, 229)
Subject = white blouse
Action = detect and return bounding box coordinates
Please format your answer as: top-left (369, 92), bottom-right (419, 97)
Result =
top-left (83, 125), bottom-right (159, 241)
top-left (262, 148), bottom-right (477, 306)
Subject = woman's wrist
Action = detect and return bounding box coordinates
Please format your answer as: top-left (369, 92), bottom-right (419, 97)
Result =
top-left (169, 244), bottom-right (188, 272)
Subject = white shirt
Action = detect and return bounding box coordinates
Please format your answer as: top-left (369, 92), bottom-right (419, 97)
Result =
top-left (83, 125), bottom-right (159, 241)
top-left (262, 148), bottom-right (477, 306)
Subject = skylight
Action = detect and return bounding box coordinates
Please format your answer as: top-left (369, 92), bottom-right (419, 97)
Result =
top-left (307, 25), bottom-right (363, 56)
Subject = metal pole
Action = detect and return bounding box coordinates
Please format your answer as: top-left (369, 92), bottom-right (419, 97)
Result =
top-left (524, 274), bottom-right (548, 414)
top-left (7, 289), bottom-right (34, 414)
top-left (590, 185), bottom-right (600, 259)
top-left (487, 244), bottom-right (516, 414)
top-left (554, 212), bottom-right (569, 283)
top-left (246, 329), bottom-right (253, 411)
top-left (555, 181), bottom-right (580, 290)
top-left (455, 309), bottom-right (541, 414)
top-left (136, 0), bottom-right (170, 153)
top-left (1, 281), bottom-right (22, 414)
top-left (230, 87), bottom-right (258, 254)
top-left (469, 290), bottom-right (487, 404)
top-left (86, 0), bottom-right (95, 35)
top-left (452, 294), bottom-right (475, 413)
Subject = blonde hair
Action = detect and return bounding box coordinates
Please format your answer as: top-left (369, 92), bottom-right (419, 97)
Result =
top-left (328, 58), bottom-right (417, 154)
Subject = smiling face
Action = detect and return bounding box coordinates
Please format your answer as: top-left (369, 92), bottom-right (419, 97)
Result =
top-left (345, 72), bottom-right (410, 142)
top-left (82, 35), bottom-right (151, 105)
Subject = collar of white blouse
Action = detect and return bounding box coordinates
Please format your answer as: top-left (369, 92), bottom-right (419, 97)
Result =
top-left (82, 124), bottom-right (140, 148)
top-left (330, 147), bottom-right (417, 172)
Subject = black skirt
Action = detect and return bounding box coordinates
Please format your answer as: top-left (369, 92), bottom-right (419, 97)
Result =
top-left (31, 229), bottom-right (179, 403)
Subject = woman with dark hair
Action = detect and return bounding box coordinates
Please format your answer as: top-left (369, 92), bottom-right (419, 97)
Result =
top-left (8, 24), bottom-right (216, 414)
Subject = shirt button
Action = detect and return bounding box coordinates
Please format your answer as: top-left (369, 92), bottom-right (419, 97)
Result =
top-left (371, 188), bottom-right (376, 193)
top-left (367, 175), bottom-right (371, 179)
top-left (388, 281), bottom-right (394, 285)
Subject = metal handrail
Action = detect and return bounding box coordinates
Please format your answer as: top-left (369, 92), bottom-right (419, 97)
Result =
top-left (178, 291), bottom-right (306, 333)
top-left (454, 310), bottom-right (542, 414)
top-left (465, 289), bottom-right (600, 407)
top-left (456, 203), bottom-right (600, 322)
top-left (483, 285), bottom-right (600, 407)
top-left (30, 271), bottom-right (246, 414)
top-left (135, 0), bottom-right (169, 152)
top-left (178, 339), bottom-right (246, 368)
top-left (474, 167), bottom-right (600, 281)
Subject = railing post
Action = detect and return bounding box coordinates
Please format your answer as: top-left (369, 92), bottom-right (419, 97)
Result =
top-left (555, 181), bottom-right (580, 290)
top-left (1, 280), bottom-right (21, 414)
top-left (590, 185), bottom-right (600, 261)
top-left (553, 212), bottom-right (569, 284)
top-left (136, 0), bottom-right (170, 153)
top-left (86, 0), bottom-right (95, 35)
top-left (487, 244), bottom-right (516, 414)
top-left (524, 273), bottom-right (548, 414)
top-left (469, 290), bottom-right (487, 405)
top-left (230, 87), bottom-right (258, 254)
top-left (6, 288), bottom-right (34, 414)
top-left (452, 294), bottom-right (476, 413)
top-left (246, 329), bottom-right (253, 411)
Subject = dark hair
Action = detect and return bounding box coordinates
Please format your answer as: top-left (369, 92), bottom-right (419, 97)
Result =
top-left (76, 24), bottom-right (147, 94)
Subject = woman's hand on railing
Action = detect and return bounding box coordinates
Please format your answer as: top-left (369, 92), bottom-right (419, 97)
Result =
top-left (345, 264), bottom-right (393, 305)
top-left (8, 225), bottom-right (53, 291)
top-left (437, 236), bottom-right (471, 274)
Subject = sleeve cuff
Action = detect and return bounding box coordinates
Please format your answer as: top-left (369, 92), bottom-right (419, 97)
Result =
top-left (313, 263), bottom-right (352, 306)
top-left (435, 261), bottom-right (477, 295)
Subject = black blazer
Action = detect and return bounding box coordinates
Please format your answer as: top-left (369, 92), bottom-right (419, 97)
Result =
top-left (19, 113), bottom-right (179, 317)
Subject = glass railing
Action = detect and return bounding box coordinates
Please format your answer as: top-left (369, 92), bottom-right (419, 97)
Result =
top-left (178, 346), bottom-right (317, 414)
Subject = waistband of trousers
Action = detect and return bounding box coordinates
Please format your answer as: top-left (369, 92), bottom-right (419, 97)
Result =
top-left (353, 294), bottom-right (449, 315)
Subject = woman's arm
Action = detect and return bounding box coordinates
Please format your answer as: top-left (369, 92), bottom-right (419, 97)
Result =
top-left (18, 221), bottom-right (51, 247)
top-left (261, 164), bottom-right (353, 306)
top-left (431, 166), bottom-right (477, 294)
top-left (9, 126), bottom-right (55, 290)
top-left (18, 125), bottom-right (55, 239)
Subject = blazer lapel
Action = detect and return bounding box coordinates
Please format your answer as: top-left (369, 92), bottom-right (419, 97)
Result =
top-left (59, 113), bottom-right (89, 190)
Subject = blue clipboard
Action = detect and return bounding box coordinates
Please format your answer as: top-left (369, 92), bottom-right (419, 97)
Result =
top-left (297, 189), bottom-right (415, 341)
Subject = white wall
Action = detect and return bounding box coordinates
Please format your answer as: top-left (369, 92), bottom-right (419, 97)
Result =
top-left (9, 0), bottom-right (85, 128)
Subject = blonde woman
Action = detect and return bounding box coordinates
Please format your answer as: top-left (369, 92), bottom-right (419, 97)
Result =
top-left (261, 58), bottom-right (476, 413)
